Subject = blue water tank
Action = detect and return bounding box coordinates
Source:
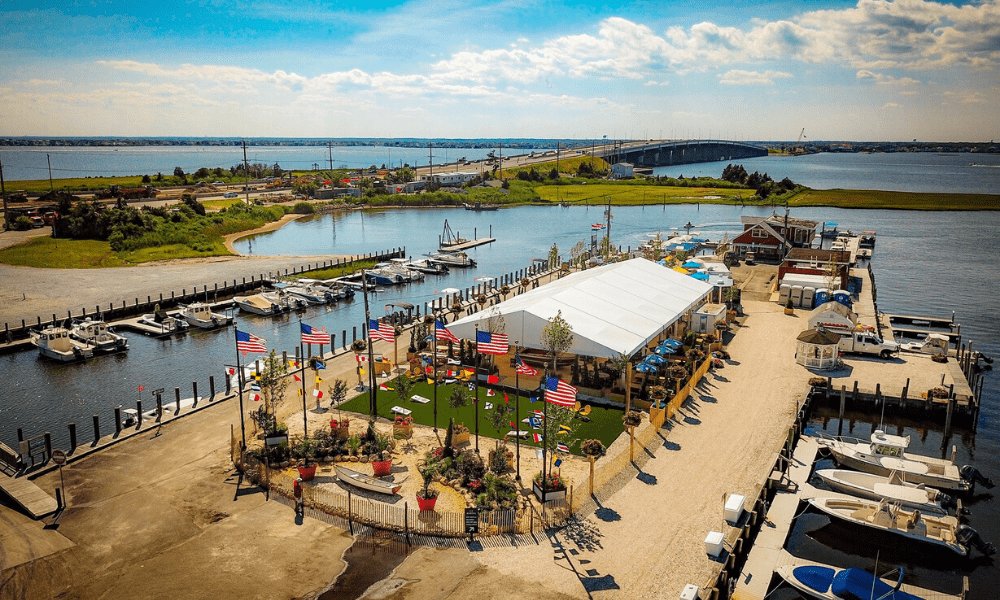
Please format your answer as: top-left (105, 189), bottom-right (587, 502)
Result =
top-left (815, 288), bottom-right (831, 306)
top-left (833, 290), bottom-right (852, 308)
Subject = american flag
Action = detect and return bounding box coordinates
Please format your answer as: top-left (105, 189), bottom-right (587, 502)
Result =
top-left (476, 331), bottom-right (509, 355)
top-left (435, 320), bottom-right (459, 344)
top-left (236, 330), bottom-right (267, 353)
top-left (515, 357), bottom-right (539, 376)
top-left (369, 319), bottom-right (395, 343)
top-left (544, 376), bottom-right (577, 407)
top-left (300, 323), bottom-right (329, 345)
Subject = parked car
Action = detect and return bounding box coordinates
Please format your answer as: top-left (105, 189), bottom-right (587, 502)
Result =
top-left (212, 180), bottom-right (225, 185)
top-left (744, 251), bottom-right (756, 264)
top-left (223, 192), bottom-right (238, 198)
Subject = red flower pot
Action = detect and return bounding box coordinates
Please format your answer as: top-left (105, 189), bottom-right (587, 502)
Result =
top-left (297, 465), bottom-right (317, 481)
top-left (371, 460), bottom-right (392, 476)
top-left (416, 495), bottom-right (438, 511)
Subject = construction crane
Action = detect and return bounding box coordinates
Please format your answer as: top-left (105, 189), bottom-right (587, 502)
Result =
top-left (792, 128), bottom-right (806, 155)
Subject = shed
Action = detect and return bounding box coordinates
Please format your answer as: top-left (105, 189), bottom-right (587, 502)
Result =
top-left (689, 303), bottom-right (726, 334)
top-left (611, 162), bottom-right (634, 178)
top-left (795, 329), bottom-right (841, 370)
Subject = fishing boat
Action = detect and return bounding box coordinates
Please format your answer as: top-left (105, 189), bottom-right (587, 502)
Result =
top-left (69, 318), bottom-right (129, 354)
top-left (816, 430), bottom-right (994, 492)
top-left (820, 223), bottom-right (840, 238)
top-left (334, 465), bottom-right (404, 495)
top-left (180, 303), bottom-right (232, 329)
top-left (814, 469), bottom-right (952, 515)
top-left (30, 325), bottom-right (94, 361)
top-left (806, 497), bottom-right (995, 556)
top-left (776, 553), bottom-right (963, 600)
top-left (365, 264), bottom-right (407, 286)
top-left (137, 311), bottom-right (190, 335)
top-left (261, 289), bottom-right (309, 309)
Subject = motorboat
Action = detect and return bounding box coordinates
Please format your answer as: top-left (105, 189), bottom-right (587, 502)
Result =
top-left (334, 465), bottom-right (404, 495)
top-left (260, 289), bottom-right (308, 310)
top-left (405, 258), bottom-right (450, 275)
top-left (859, 231), bottom-right (877, 248)
top-left (137, 311), bottom-right (190, 335)
top-left (69, 318), bottom-right (129, 354)
top-left (283, 282), bottom-right (334, 305)
top-left (364, 265), bottom-right (405, 286)
top-left (180, 303), bottom-right (232, 329)
top-left (816, 430), bottom-right (994, 492)
top-left (806, 497), bottom-right (994, 557)
top-left (898, 333), bottom-right (949, 356)
top-left (387, 258), bottom-right (425, 281)
top-left (814, 469), bottom-right (952, 515)
top-left (30, 325), bottom-right (94, 361)
top-left (776, 553), bottom-right (962, 600)
top-left (426, 251), bottom-right (476, 268)
top-left (234, 292), bottom-right (290, 316)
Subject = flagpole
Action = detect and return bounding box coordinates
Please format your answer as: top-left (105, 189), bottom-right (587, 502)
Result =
top-left (301, 352), bottom-right (308, 439)
top-left (514, 345), bottom-right (521, 483)
top-left (474, 324), bottom-right (480, 454)
top-left (233, 324), bottom-right (247, 451)
top-left (362, 269), bottom-right (377, 418)
top-left (432, 316), bottom-right (438, 433)
top-left (542, 372), bottom-right (549, 503)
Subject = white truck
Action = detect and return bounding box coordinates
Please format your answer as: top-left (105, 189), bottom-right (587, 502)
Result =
top-left (833, 330), bottom-right (900, 359)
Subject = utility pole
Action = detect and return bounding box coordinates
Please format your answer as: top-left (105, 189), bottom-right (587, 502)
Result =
top-left (428, 143), bottom-right (433, 182)
top-left (46, 154), bottom-right (54, 192)
top-left (556, 142), bottom-right (560, 175)
top-left (328, 141), bottom-right (333, 171)
top-left (0, 156), bottom-right (8, 231)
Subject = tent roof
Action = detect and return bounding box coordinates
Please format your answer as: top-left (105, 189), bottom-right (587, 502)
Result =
top-left (797, 329), bottom-right (841, 345)
top-left (447, 258), bottom-right (712, 359)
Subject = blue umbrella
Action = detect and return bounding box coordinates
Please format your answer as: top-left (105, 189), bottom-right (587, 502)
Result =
top-left (654, 344), bottom-right (677, 355)
top-left (644, 354), bottom-right (668, 365)
top-left (682, 261), bottom-right (702, 269)
top-left (662, 338), bottom-right (683, 348)
top-left (690, 272), bottom-right (710, 281)
top-left (634, 363), bottom-right (658, 373)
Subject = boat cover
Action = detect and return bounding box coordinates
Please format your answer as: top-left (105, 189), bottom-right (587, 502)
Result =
top-left (793, 565), bottom-right (834, 593)
top-left (831, 568), bottom-right (922, 600)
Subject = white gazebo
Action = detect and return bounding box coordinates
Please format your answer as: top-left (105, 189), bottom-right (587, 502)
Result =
top-left (446, 258), bottom-right (713, 359)
top-left (795, 329), bottom-right (841, 370)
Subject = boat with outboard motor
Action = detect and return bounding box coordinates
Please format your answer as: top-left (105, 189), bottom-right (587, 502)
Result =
top-left (814, 469), bottom-right (953, 515)
top-left (426, 251), bottom-right (476, 268)
top-left (137, 311), bottom-right (190, 336)
top-left (179, 303), bottom-right (232, 329)
top-left (30, 325), bottom-right (95, 361)
top-left (816, 430), bottom-right (994, 492)
top-left (233, 290), bottom-right (303, 316)
top-left (806, 496), bottom-right (994, 557)
top-left (69, 318), bottom-right (129, 354)
top-left (776, 553), bottom-right (963, 600)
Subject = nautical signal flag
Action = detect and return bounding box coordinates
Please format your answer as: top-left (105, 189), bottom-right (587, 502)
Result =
top-left (467, 382), bottom-right (476, 391)
top-left (228, 368), bottom-right (235, 375)
top-left (487, 389), bottom-right (496, 397)
top-left (315, 376), bottom-right (323, 384)
top-left (533, 433), bottom-right (544, 443)
top-left (426, 376), bottom-right (435, 384)
top-left (558, 425), bottom-right (571, 435)
top-left (313, 389), bottom-right (323, 399)
top-left (487, 375), bottom-right (500, 384)
top-left (530, 417), bottom-right (541, 429)
top-left (476, 331), bottom-right (509, 355)
top-left (544, 376), bottom-right (577, 407)
top-left (504, 393), bottom-right (509, 403)
top-left (250, 383), bottom-right (261, 391)
top-left (236, 330), bottom-right (267, 354)
top-left (359, 368), bottom-right (366, 375)
top-left (298, 388), bottom-right (304, 395)
top-left (515, 358), bottom-right (539, 376)
top-left (557, 442), bottom-right (570, 453)
top-left (294, 374), bottom-right (301, 381)
top-left (510, 421), bottom-right (516, 429)
top-left (301, 323), bottom-right (329, 345)
top-left (553, 457), bottom-right (563, 467)
top-left (379, 383), bottom-right (393, 391)
top-left (138, 385), bottom-right (144, 391)
top-left (435, 320), bottom-right (459, 344)
top-left (532, 410), bottom-right (545, 419)
top-left (356, 355), bottom-right (368, 362)
top-left (530, 396), bottom-right (539, 403)
top-left (250, 392), bottom-right (261, 402)
top-left (369, 320), bottom-right (395, 343)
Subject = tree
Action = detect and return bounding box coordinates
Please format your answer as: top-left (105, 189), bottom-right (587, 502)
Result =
top-left (257, 349), bottom-right (290, 418)
top-left (548, 168), bottom-right (559, 180)
top-left (173, 167), bottom-right (185, 179)
top-left (570, 241), bottom-right (586, 267)
top-left (141, 174), bottom-right (151, 184)
top-left (272, 163), bottom-right (283, 177)
top-left (194, 167), bottom-right (211, 180)
top-left (540, 310), bottom-right (573, 374)
top-left (547, 243), bottom-right (559, 269)
top-left (394, 374), bottom-right (415, 406)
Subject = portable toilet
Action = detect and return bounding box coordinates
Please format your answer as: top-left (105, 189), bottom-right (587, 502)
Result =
top-left (791, 285), bottom-right (804, 308)
top-left (815, 288), bottom-right (831, 306)
top-left (803, 287), bottom-right (816, 309)
top-left (833, 289), bottom-right (852, 308)
top-left (779, 284), bottom-right (791, 306)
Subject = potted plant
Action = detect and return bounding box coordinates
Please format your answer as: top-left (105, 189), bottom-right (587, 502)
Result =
top-left (370, 433), bottom-right (394, 476)
top-left (532, 472), bottom-right (567, 502)
top-left (295, 438), bottom-right (318, 480)
top-left (648, 385), bottom-right (668, 407)
top-left (451, 422), bottom-right (470, 446)
top-left (785, 298), bottom-right (795, 315)
top-left (581, 439), bottom-right (606, 496)
top-left (623, 409), bottom-right (643, 463)
top-left (352, 338), bottom-right (368, 353)
top-left (347, 435), bottom-right (361, 462)
top-left (416, 462), bottom-right (439, 511)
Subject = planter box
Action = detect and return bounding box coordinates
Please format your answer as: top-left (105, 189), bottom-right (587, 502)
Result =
top-left (371, 459), bottom-right (392, 476)
top-left (297, 465), bottom-right (317, 481)
top-left (532, 481), bottom-right (567, 502)
top-left (452, 431), bottom-right (470, 445)
top-left (416, 495), bottom-right (438, 511)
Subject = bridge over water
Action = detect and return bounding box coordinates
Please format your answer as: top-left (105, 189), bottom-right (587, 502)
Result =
top-left (592, 139), bottom-right (767, 168)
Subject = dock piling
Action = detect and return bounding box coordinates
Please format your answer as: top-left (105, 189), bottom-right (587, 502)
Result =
top-left (68, 423), bottom-right (77, 452)
top-left (114, 406), bottom-right (122, 434)
top-left (92, 415), bottom-right (100, 443)
top-left (838, 386), bottom-right (846, 436)
top-left (43, 432), bottom-right (52, 461)
top-left (209, 376), bottom-right (215, 401)
top-left (175, 387), bottom-right (180, 415)
top-left (155, 393), bottom-right (162, 422)
top-left (192, 382), bottom-right (198, 408)
top-left (136, 401), bottom-right (142, 425)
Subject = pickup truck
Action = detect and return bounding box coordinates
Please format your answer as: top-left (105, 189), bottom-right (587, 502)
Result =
top-left (835, 330), bottom-right (899, 359)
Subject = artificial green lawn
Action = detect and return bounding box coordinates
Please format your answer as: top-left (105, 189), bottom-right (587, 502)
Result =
top-left (338, 377), bottom-right (626, 456)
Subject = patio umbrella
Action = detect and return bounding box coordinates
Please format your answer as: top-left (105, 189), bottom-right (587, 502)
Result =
top-left (662, 338), bottom-right (683, 348)
top-left (690, 272), bottom-right (710, 281)
top-left (682, 261), bottom-right (702, 269)
top-left (654, 344), bottom-right (677, 355)
top-left (644, 354), bottom-right (668, 365)
top-left (634, 363), bottom-right (658, 373)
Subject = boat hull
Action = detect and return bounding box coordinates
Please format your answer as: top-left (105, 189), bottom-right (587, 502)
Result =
top-left (818, 438), bottom-right (968, 492)
top-left (334, 465), bottom-right (402, 495)
top-left (815, 469), bottom-right (948, 515)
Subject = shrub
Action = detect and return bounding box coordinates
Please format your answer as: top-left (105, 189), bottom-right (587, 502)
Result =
top-left (291, 202), bottom-right (315, 214)
top-left (12, 216), bottom-right (33, 231)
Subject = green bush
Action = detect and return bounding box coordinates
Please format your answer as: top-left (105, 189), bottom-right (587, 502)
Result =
top-left (291, 202), bottom-right (315, 214)
top-left (12, 216), bottom-right (33, 231)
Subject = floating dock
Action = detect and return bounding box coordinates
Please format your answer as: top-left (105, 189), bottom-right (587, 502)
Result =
top-left (439, 237), bottom-right (495, 252)
top-left (0, 474), bottom-right (58, 519)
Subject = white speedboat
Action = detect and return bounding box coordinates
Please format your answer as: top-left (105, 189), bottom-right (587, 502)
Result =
top-left (180, 303), bottom-right (232, 329)
top-left (776, 553), bottom-right (962, 600)
top-left (405, 258), bottom-right (449, 275)
top-left (387, 258), bottom-right (425, 281)
top-left (260, 290), bottom-right (308, 310)
top-left (807, 497), bottom-right (994, 557)
top-left (138, 311), bottom-right (190, 335)
top-left (814, 469), bottom-right (952, 515)
top-left (234, 292), bottom-right (290, 316)
top-left (30, 325), bottom-right (94, 361)
top-left (426, 251), bottom-right (477, 268)
top-left (283, 283), bottom-right (333, 305)
top-left (69, 318), bottom-right (129, 354)
top-left (816, 430), bottom-right (994, 492)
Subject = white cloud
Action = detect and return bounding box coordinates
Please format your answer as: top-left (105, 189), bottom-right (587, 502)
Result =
top-left (883, 102), bottom-right (901, 108)
top-left (718, 69), bottom-right (792, 85)
top-left (644, 80), bottom-right (669, 87)
top-left (856, 70), bottom-right (920, 85)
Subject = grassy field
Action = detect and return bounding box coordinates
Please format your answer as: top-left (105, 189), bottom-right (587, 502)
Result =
top-left (500, 155), bottom-right (610, 178)
top-left (296, 259), bottom-right (378, 280)
top-left (536, 182), bottom-right (749, 205)
top-left (0, 236), bottom-right (235, 267)
top-left (339, 377), bottom-right (625, 454)
top-left (787, 189), bottom-right (1000, 210)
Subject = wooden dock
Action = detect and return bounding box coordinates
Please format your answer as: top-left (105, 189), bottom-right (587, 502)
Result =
top-left (885, 312), bottom-right (955, 328)
top-left (440, 237), bottom-right (495, 252)
top-left (0, 474), bottom-right (58, 519)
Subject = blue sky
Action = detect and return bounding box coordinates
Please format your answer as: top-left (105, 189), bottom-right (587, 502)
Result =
top-left (1, 0), bottom-right (997, 141)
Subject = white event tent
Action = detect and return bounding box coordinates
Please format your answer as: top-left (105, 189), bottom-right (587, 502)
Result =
top-left (447, 258), bottom-right (713, 359)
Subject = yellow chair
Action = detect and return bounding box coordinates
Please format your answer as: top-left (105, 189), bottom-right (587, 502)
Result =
top-left (579, 405), bottom-right (592, 417)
